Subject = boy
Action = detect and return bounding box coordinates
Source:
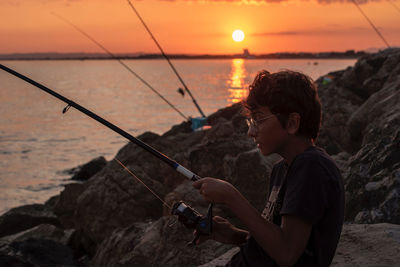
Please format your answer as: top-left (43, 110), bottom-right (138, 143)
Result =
top-left (193, 70), bottom-right (344, 266)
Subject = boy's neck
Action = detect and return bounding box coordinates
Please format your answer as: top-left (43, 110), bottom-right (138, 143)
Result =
top-left (280, 137), bottom-right (314, 166)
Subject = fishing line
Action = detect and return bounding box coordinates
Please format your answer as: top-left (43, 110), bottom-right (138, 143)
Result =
top-left (115, 158), bottom-right (172, 210)
top-left (51, 12), bottom-right (188, 121)
top-left (126, 0), bottom-right (206, 118)
top-left (350, 0), bottom-right (391, 48)
top-left (387, 0), bottom-right (400, 14)
top-left (0, 64), bottom-right (200, 181)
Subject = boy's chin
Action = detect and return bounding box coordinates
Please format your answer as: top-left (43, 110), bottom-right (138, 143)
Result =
top-left (259, 147), bottom-right (273, 156)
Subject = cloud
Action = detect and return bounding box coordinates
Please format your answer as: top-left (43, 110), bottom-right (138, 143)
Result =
top-left (249, 27), bottom-right (374, 36)
top-left (0, 0), bottom-right (382, 6)
top-left (315, 0), bottom-right (376, 4)
top-left (160, 0), bottom-right (380, 4)
top-left (1, 0), bottom-right (80, 5)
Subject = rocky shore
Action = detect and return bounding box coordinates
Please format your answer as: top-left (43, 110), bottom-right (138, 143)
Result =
top-left (1, 48), bottom-right (399, 266)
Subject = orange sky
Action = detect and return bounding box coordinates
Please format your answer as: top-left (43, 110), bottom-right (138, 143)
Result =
top-left (0, 0), bottom-right (399, 54)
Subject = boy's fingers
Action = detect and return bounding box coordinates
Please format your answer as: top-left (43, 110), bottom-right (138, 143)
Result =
top-left (193, 230), bottom-right (211, 245)
top-left (213, 216), bottom-right (226, 222)
top-left (192, 179), bottom-right (204, 189)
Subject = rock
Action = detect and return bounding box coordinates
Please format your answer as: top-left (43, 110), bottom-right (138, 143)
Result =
top-left (68, 160), bottom-right (167, 250)
top-left (0, 239), bottom-right (77, 267)
top-left (316, 69), bottom-right (364, 154)
top-left (342, 49), bottom-right (400, 223)
top-left (313, 48), bottom-right (400, 224)
top-left (207, 103), bottom-right (243, 126)
top-left (53, 183), bottom-right (97, 256)
top-left (336, 49), bottom-right (399, 100)
top-left (71, 156), bottom-right (107, 181)
top-left (231, 111), bottom-right (249, 135)
top-left (0, 254), bottom-right (35, 267)
top-left (201, 223), bottom-right (400, 267)
top-left (0, 204), bottom-right (61, 238)
top-left (347, 75), bottom-right (400, 153)
top-left (331, 152), bottom-right (351, 176)
top-left (114, 131), bottom-right (182, 184)
top-left (89, 216), bottom-right (233, 267)
top-left (162, 120), bottom-right (192, 138)
top-left (45, 195), bottom-right (60, 210)
top-left (185, 136), bottom-right (255, 179)
top-left (316, 48), bottom-right (400, 154)
top-left (203, 118), bottom-right (235, 143)
top-left (0, 224), bottom-right (74, 247)
top-left (331, 223), bottom-right (400, 266)
top-left (224, 150), bottom-right (281, 212)
top-left (0, 224), bottom-right (77, 267)
top-left (199, 247), bottom-right (240, 267)
top-left (87, 222), bottom-right (148, 267)
top-left (54, 183), bottom-right (88, 229)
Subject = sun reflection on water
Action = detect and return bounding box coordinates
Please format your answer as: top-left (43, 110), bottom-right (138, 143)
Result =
top-left (227, 58), bottom-right (248, 104)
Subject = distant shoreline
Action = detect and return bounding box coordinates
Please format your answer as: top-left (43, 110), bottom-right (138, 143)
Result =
top-left (0, 51), bottom-right (367, 60)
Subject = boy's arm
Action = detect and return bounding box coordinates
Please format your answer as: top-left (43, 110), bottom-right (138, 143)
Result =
top-left (193, 178), bottom-right (312, 267)
top-left (228, 192), bottom-right (312, 267)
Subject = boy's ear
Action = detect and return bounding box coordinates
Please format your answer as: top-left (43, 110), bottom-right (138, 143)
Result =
top-left (286, 113), bottom-right (300, 135)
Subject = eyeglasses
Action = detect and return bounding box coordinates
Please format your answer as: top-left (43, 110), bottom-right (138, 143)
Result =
top-left (246, 114), bottom-right (277, 131)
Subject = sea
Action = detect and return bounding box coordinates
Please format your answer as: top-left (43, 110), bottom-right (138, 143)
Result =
top-left (0, 58), bottom-right (356, 215)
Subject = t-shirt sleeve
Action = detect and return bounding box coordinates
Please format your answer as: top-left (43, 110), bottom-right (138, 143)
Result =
top-left (280, 157), bottom-right (329, 225)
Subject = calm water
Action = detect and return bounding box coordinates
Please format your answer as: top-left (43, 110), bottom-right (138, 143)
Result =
top-left (0, 58), bottom-right (355, 214)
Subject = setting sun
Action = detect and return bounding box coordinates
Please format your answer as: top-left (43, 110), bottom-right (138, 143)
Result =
top-left (232, 30), bottom-right (245, 42)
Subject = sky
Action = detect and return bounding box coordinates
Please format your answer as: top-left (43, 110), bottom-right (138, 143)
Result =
top-left (0, 0), bottom-right (399, 54)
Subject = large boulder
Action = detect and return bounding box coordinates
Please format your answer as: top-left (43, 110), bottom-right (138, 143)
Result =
top-left (70, 156), bottom-right (107, 181)
top-left (224, 150), bottom-right (281, 212)
top-left (69, 161), bottom-right (166, 248)
top-left (331, 223), bottom-right (400, 266)
top-left (341, 50), bottom-right (400, 223)
top-left (54, 183), bottom-right (88, 229)
top-left (0, 204), bottom-right (61, 238)
top-left (316, 69), bottom-right (364, 154)
top-left (314, 48), bottom-right (400, 223)
top-left (89, 216), bottom-right (233, 267)
top-left (316, 48), bottom-right (400, 154)
top-left (0, 224), bottom-right (77, 267)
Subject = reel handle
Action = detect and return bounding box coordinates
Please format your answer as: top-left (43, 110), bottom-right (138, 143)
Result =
top-left (188, 203), bottom-right (213, 246)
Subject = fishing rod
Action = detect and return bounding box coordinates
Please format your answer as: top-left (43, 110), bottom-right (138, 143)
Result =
top-left (350, 0), bottom-right (390, 48)
top-left (51, 12), bottom-right (189, 121)
top-left (126, 0), bottom-right (206, 118)
top-left (0, 64), bottom-right (195, 180)
top-left (1, 63), bottom-right (213, 244)
top-left (388, 0), bottom-right (400, 13)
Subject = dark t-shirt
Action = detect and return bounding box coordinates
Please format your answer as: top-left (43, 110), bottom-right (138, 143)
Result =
top-left (226, 146), bottom-right (345, 267)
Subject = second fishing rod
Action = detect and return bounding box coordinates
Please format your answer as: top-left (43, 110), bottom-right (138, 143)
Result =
top-left (1, 64), bottom-right (214, 245)
top-left (126, 0), bottom-right (206, 118)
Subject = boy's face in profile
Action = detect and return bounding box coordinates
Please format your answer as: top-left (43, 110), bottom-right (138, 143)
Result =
top-left (248, 106), bottom-right (288, 156)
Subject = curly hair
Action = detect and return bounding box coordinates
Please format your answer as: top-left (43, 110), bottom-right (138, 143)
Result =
top-left (243, 70), bottom-right (322, 140)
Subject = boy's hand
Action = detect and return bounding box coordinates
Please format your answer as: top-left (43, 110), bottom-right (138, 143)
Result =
top-left (194, 216), bottom-right (248, 245)
top-left (193, 177), bottom-right (239, 205)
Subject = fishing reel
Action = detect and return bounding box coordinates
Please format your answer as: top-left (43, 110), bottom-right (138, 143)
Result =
top-left (171, 201), bottom-right (213, 246)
